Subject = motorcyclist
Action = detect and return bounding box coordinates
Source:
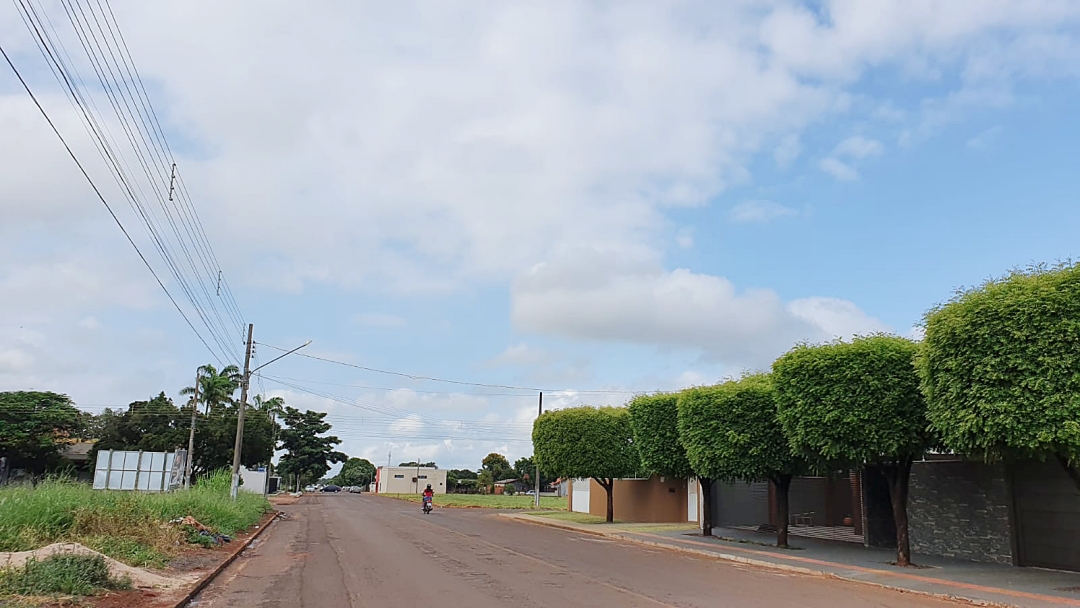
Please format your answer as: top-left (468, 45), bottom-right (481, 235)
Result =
top-left (422, 484), bottom-right (434, 510)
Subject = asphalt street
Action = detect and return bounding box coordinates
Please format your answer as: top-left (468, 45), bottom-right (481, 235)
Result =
top-left (191, 493), bottom-right (963, 607)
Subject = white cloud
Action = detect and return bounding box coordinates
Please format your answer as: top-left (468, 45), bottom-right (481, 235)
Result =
top-left (773, 134), bottom-right (802, 168)
top-left (832, 135), bottom-right (884, 159)
top-left (728, 200), bottom-right (799, 224)
top-left (675, 227), bottom-right (695, 250)
top-left (818, 157), bottom-right (859, 181)
top-left (352, 312), bottom-right (407, 328)
top-left (511, 247), bottom-right (887, 369)
top-left (966, 125), bottom-right (1004, 150)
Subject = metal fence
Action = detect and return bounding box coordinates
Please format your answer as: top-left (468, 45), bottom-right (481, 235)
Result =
top-left (93, 449), bottom-right (187, 491)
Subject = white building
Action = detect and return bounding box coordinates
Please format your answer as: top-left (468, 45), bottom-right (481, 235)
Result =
top-left (375, 466), bottom-right (447, 494)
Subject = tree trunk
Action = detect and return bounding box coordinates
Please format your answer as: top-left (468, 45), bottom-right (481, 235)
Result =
top-left (700, 477), bottom-right (713, 537)
top-left (594, 477), bottom-right (615, 523)
top-left (772, 474), bottom-right (792, 549)
top-left (883, 458), bottom-right (913, 567)
top-left (1056, 454), bottom-right (1080, 493)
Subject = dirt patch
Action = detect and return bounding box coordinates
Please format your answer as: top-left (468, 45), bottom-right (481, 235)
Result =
top-left (0, 544), bottom-right (196, 591)
top-left (268, 494), bottom-right (301, 506)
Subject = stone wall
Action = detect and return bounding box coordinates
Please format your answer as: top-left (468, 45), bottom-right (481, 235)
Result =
top-left (908, 461), bottom-right (1013, 564)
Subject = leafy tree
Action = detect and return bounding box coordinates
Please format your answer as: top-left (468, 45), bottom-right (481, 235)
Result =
top-left (677, 375), bottom-right (804, 547)
top-left (90, 395), bottom-right (275, 481)
top-left (477, 469), bottom-right (494, 493)
top-left (335, 457), bottom-right (377, 487)
top-left (179, 364), bottom-right (242, 414)
top-left (0, 391), bottom-right (82, 475)
top-left (399, 461), bottom-right (437, 468)
top-left (277, 407), bottom-right (346, 488)
top-left (774, 336), bottom-right (930, 566)
top-left (92, 393), bottom-right (187, 454)
top-left (447, 468), bottom-right (478, 492)
top-left (628, 392), bottom-right (714, 534)
top-left (513, 456), bottom-right (555, 488)
top-left (481, 453), bottom-right (512, 481)
top-left (533, 406), bottom-right (639, 522)
top-left (917, 264), bottom-right (1080, 491)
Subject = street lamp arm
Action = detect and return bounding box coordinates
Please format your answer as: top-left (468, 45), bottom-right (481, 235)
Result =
top-left (250, 340), bottom-right (312, 375)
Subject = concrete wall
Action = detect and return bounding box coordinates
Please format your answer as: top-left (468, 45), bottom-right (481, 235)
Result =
top-left (909, 461), bottom-right (1013, 564)
top-left (239, 466), bottom-right (267, 494)
top-left (376, 467), bottom-right (447, 494)
top-left (585, 476), bottom-right (689, 523)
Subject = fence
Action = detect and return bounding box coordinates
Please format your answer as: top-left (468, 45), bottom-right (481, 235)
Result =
top-left (92, 449), bottom-right (187, 491)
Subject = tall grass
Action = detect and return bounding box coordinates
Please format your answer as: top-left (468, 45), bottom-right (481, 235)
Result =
top-left (0, 470), bottom-right (269, 567)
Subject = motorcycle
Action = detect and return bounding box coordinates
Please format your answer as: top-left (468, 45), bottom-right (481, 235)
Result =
top-left (422, 495), bottom-right (433, 514)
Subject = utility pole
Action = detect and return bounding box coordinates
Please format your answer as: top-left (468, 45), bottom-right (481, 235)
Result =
top-left (184, 368), bottom-right (201, 489)
top-left (535, 391), bottom-right (542, 507)
top-left (230, 323), bottom-right (254, 500)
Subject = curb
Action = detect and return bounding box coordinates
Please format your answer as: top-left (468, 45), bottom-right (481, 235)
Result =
top-left (172, 510), bottom-right (282, 608)
top-left (501, 514), bottom-right (1028, 608)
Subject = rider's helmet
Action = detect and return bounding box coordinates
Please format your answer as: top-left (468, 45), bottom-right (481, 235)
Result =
top-left (426, 484), bottom-right (432, 490)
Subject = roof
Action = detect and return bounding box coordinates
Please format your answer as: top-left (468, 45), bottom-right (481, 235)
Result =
top-left (494, 478), bottom-right (522, 484)
top-left (59, 441), bottom-right (95, 461)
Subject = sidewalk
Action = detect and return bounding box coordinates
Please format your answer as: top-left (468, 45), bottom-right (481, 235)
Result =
top-left (501, 513), bottom-right (1080, 608)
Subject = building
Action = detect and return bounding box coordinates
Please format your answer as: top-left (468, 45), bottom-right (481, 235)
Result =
top-left (493, 479), bottom-right (530, 495)
top-left (569, 476), bottom-right (696, 523)
top-left (374, 466), bottom-right (447, 494)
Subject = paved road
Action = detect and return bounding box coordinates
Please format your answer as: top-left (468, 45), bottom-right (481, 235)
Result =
top-left (191, 494), bottom-right (962, 608)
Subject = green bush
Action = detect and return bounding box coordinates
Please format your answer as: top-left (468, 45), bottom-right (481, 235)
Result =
top-left (0, 554), bottom-right (130, 596)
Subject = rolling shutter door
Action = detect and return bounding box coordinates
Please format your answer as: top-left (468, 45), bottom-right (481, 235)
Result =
top-left (1012, 461), bottom-right (1080, 571)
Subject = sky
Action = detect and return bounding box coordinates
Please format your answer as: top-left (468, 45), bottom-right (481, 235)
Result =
top-left (2, 1), bottom-right (1080, 473)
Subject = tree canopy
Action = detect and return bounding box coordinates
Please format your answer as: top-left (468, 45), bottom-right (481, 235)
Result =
top-left (277, 407), bottom-right (346, 487)
top-left (773, 335), bottom-right (929, 566)
top-left (773, 336), bottom-right (930, 468)
top-left (180, 364), bottom-right (241, 414)
top-left (533, 406), bottom-right (639, 522)
top-left (481, 453), bottom-right (511, 479)
top-left (335, 457), bottom-right (377, 487)
top-left (0, 391), bottom-right (82, 474)
top-left (628, 393), bottom-right (693, 479)
top-left (677, 375), bottom-right (803, 546)
top-left (917, 264), bottom-right (1080, 489)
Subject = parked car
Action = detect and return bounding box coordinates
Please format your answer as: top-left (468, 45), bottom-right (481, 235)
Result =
top-left (321, 484), bottom-right (341, 492)
top-left (348, 486), bottom-right (362, 493)
top-left (304, 485), bottom-right (316, 492)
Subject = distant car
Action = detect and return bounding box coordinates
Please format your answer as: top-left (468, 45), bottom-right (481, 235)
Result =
top-left (526, 490), bottom-right (535, 495)
top-left (348, 486), bottom-right (362, 493)
top-left (304, 485), bottom-right (316, 492)
top-left (321, 485), bottom-right (341, 492)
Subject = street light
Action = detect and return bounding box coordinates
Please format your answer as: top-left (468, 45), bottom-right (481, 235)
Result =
top-left (230, 324), bottom-right (311, 499)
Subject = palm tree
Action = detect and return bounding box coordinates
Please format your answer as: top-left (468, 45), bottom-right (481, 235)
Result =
top-left (180, 364), bottom-right (242, 415)
top-left (253, 394), bottom-right (286, 477)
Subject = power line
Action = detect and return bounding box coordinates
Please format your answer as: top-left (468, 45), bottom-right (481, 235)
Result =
top-left (0, 40), bottom-right (223, 363)
top-left (255, 342), bottom-right (645, 395)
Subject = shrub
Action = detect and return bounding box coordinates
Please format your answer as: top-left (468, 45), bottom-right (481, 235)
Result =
top-left (0, 554), bottom-right (130, 596)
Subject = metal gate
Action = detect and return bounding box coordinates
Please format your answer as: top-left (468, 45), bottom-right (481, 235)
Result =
top-left (714, 480), bottom-right (769, 527)
top-left (1012, 460), bottom-right (1080, 571)
top-left (571, 478), bottom-right (591, 514)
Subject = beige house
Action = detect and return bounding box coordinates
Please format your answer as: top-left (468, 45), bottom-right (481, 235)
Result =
top-left (374, 466), bottom-right (447, 494)
top-left (568, 475), bottom-right (699, 523)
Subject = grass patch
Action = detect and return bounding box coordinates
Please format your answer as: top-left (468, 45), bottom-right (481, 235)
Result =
top-left (0, 470), bottom-right (269, 567)
top-left (382, 494), bottom-right (567, 510)
top-left (523, 511), bottom-right (610, 524)
top-left (0, 554), bottom-right (130, 597)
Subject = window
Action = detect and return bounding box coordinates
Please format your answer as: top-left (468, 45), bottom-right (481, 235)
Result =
top-left (418, 475), bottom-right (428, 479)
top-left (394, 474), bottom-right (404, 479)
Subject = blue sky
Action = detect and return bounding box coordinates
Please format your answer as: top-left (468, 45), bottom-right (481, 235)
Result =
top-left (3, 1), bottom-right (1080, 471)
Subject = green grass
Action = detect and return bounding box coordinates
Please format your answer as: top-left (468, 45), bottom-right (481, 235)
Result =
top-left (0, 470), bottom-right (269, 567)
top-left (382, 493), bottom-right (567, 510)
top-left (0, 554), bottom-right (130, 597)
top-left (523, 511), bottom-right (610, 524)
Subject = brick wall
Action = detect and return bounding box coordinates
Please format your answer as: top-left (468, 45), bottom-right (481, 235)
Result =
top-left (908, 461), bottom-right (1013, 564)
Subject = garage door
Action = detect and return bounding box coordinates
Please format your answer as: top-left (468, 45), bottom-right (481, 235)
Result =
top-left (571, 478), bottom-right (591, 514)
top-left (1012, 460), bottom-right (1080, 571)
top-left (714, 481), bottom-right (769, 527)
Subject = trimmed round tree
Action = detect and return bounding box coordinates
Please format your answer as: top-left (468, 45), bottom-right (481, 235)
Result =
top-left (677, 374), bottom-right (803, 547)
top-left (533, 406), bottom-right (639, 522)
top-left (917, 264), bottom-right (1080, 490)
top-left (773, 335), bottom-right (930, 566)
top-left (628, 393), bottom-right (713, 534)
